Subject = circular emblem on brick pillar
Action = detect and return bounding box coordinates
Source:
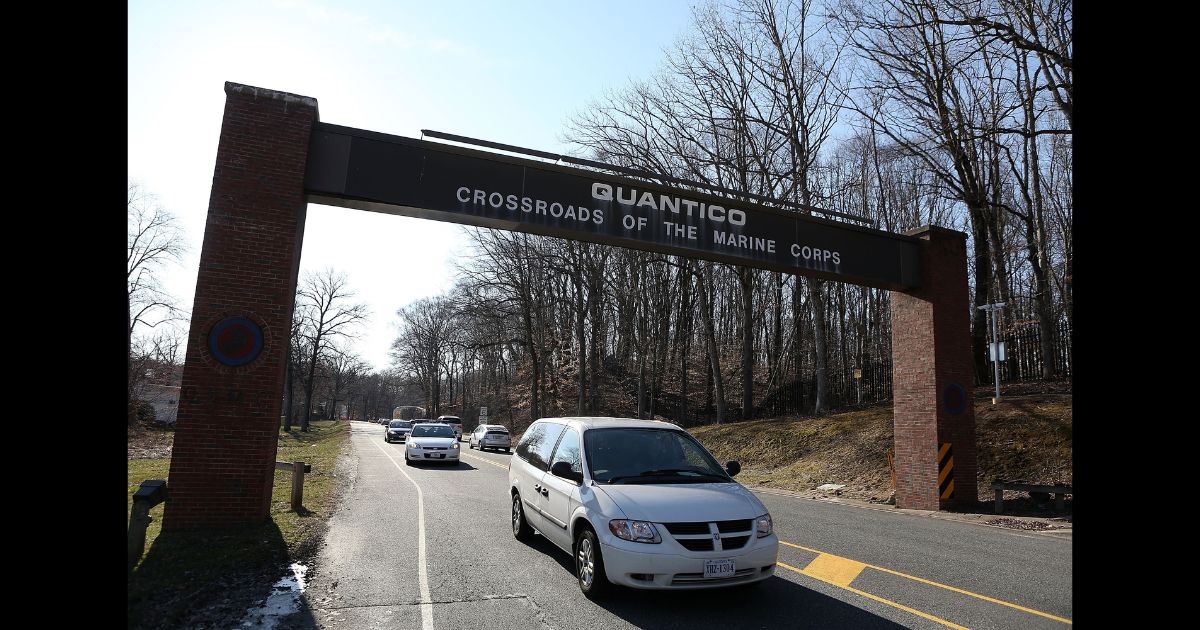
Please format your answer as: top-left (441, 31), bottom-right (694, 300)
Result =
top-left (208, 316), bottom-right (264, 367)
top-left (943, 383), bottom-right (967, 416)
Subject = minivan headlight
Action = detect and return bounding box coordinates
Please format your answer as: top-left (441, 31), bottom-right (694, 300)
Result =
top-left (608, 519), bottom-right (661, 544)
top-left (756, 513), bottom-right (773, 538)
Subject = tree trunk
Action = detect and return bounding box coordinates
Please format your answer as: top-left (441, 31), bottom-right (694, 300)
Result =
top-left (302, 342), bottom-right (320, 432)
top-left (697, 262), bottom-right (726, 424)
top-left (809, 279), bottom-right (828, 414)
top-left (968, 207), bottom-right (994, 383)
top-left (740, 267), bottom-right (754, 422)
top-left (284, 347), bottom-right (294, 431)
top-left (575, 275), bottom-right (587, 415)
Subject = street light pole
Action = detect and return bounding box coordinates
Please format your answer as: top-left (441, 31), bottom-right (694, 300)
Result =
top-left (977, 303), bottom-right (1006, 404)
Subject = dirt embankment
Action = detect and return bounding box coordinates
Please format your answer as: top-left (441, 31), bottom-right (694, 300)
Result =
top-left (691, 391), bottom-right (1072, 506)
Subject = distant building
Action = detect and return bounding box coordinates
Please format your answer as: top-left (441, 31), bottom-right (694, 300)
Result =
top-left (141, 384), bottom-right (181, 424)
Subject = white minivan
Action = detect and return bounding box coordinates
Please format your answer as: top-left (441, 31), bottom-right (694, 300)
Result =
top-left (508, 417), bottom-right (778, 598)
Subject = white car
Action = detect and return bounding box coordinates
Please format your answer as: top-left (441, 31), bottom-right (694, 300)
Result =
top-left (508, 417), bottom-right (777, 598)
top-left (404, 423), bottom-right (460, 465)
top-left (470, 424), bottom-right (512, 452)
top-left (436, 415), bottom-right (464, 441)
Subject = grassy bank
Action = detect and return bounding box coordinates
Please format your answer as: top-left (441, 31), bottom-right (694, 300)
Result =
top-left (691, 392), bottom-right (1072, 504)
top-left (127, 420), bottom-right (349, 629)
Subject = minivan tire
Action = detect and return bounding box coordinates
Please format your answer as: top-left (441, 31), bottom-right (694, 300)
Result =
top-left (575, 527), bottom-right (612, 599)
top-left (512, 495), bottom-right (534, 542)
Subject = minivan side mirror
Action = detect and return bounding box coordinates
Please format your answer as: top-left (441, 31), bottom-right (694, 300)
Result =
top-left (726, 461), bottom-right (741, 477)
top-left (550, 460), bottom-right (583, 484)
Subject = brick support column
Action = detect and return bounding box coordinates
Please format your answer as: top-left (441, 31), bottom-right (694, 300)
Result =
top-left (890, 226), bottom-right (977, 511)
top-left (163, 83), bottom-right (318, 530)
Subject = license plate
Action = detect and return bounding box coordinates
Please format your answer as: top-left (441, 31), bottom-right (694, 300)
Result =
top-left (435, 454), bottom-right (444, 458)
top-left (703, 559), bottom-right (735, 578)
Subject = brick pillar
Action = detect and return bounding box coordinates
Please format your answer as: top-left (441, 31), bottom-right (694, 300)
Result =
top-left (163, 83), bottom-right (318, 530)
top-left (890, 226), bottom-right (977, 511)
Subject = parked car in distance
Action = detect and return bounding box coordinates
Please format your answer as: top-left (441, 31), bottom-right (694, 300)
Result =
top-left (470, 424), bottom-right (512, 452)
top-left (405, 422), bottom-right (460, 466)
top-left (509, 417), bottom-right (776, 599)
top-left (385, 420), bottom-right (414, 443)
top-left (436, 415), bottom-right (464, 441)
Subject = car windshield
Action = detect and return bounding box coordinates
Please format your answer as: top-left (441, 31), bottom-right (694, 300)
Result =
top-left (411, 425), bottom-right (455, 438)
top-left (584, 428), bottom-right (731, 484)
top-left (389, 421), bottom-right (412, 428)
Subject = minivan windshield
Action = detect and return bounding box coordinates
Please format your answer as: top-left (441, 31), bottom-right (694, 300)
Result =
top-left (583, 428), bottom-right (731, 484)
top-left (411, 425), bottom-right (455, 438)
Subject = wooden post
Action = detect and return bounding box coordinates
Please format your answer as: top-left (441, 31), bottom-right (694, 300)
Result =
top-left (291, 461), bottom-right (305, 511)
top-left (128, 501), bottom-right (152, 570)
top-left (128, 480), bottom-right (168, 570)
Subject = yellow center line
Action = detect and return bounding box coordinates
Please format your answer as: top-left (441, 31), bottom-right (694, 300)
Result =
top-left (779, 540), bottom-right (1071, 625)
top-left (459, 451), bottom-right (509, 470)
top-left (780, 562), bottom-right (968, 630)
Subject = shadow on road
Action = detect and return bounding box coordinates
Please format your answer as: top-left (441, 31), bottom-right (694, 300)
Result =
top-left (519, 533), bottom-right (904, 629)
top-left (405, 460), bottom-right (478, 471)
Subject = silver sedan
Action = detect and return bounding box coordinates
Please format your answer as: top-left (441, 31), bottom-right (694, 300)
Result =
top-left (405, 423), bottom-right (461, 465)
top-left (469, 425), bottom-right (512, 453)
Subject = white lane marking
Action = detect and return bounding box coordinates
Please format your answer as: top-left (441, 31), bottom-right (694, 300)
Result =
top-left (369, 439), bottom-right (434, 630)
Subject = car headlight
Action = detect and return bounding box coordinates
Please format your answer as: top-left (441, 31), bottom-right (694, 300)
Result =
top-left (756, 513), bottom-right (773, 538)
top-left (451, 442), bottom-right (460, 449)
top-left (608, 519), bottom-right (661, 544)
top-left (408, 441), bottom-right (418, 448)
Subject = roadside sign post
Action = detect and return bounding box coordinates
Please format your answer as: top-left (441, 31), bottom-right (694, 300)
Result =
top-left (853, 368), bottom-right (862, 404)
top-left (977, 303), bottom-right (1006, 404)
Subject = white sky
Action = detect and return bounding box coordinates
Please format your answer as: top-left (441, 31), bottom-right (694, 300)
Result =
top-left (128, 0), bottom-right (697, 371)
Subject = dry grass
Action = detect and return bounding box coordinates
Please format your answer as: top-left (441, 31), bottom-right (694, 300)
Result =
top-left (690, 393), bottom-right (1072, 503)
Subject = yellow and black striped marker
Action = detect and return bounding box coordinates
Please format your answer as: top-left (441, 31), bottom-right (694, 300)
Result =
top-left (938, 443), bottom-right (954, 500)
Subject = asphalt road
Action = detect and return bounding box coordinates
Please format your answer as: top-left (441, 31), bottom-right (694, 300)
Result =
top-left (291, 421), bottom-right (1072, 630)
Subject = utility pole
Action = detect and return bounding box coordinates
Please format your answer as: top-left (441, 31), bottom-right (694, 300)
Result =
top-left (977, 303), bottom-right (1006, 404)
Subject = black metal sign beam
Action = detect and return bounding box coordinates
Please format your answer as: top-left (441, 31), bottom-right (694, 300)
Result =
top-left (304, 123), bottom-right (921, 290)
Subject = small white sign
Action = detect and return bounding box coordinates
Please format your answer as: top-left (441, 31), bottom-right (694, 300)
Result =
top-left (479, 407), bottom-right (488, 420)
top-left (989, 342), bottom-right (1006, 362)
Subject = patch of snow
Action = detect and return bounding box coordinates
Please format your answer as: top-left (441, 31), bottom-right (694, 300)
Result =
top-left (239, 562), bottom-right (308, 629)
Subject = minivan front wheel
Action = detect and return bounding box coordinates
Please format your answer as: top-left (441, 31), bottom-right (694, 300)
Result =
top-left (575, 527), bottom-right (611, 599)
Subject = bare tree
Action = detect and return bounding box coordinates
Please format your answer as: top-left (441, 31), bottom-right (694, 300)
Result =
top-left (836, 0), bottom-right (1012, 379)
top-left (392, 295), bottom-right (457, 417)
top-left (294, 269), bottom-right (369, 431)
top-left (127, 181), bottom-right (187, 423)
top-left (320, 344), bottom-right (369, 420)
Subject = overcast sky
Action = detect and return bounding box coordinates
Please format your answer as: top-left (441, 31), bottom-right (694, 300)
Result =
top-left (128, 0), bottom-right (698, 370)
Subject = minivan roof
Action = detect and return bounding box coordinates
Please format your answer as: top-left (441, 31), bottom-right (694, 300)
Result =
top-left (531, 417), bottom-right (683, 432)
